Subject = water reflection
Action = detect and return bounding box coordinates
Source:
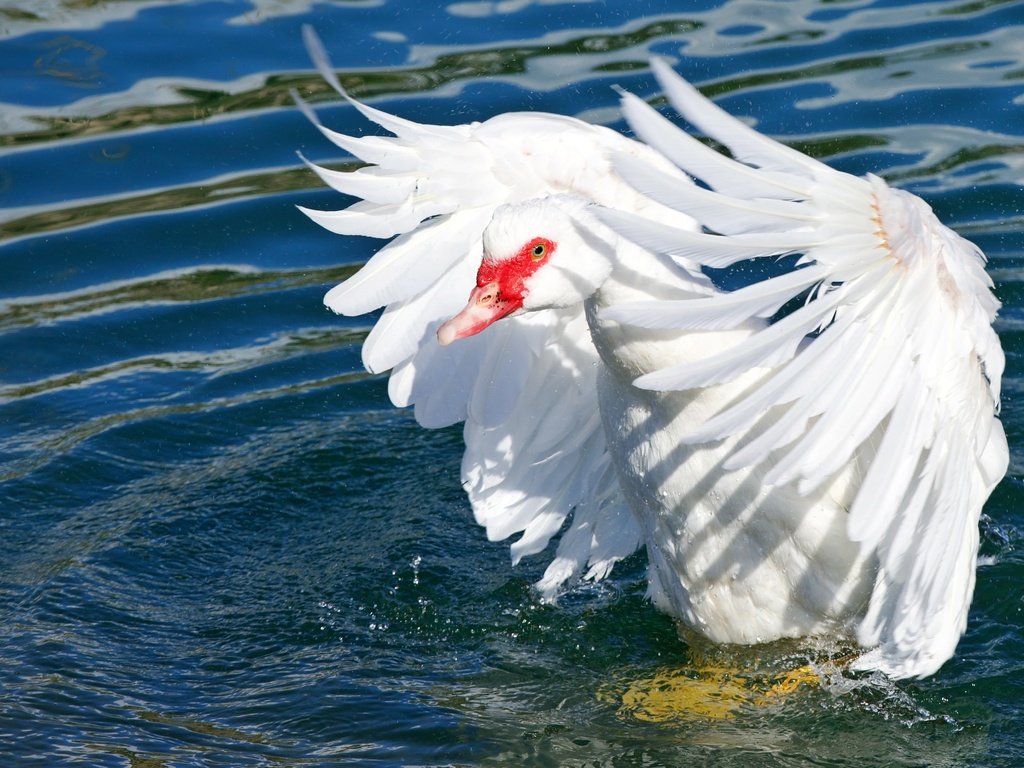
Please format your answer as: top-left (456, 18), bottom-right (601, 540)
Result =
top-left (0, 0), bottom-right (1019, 247)
top-left (0, 165), bottom-right (353, 242)
top-left (0, 264), bottom-right (355, 331)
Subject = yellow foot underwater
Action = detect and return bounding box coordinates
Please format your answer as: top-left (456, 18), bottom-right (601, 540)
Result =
top-left (753, 663), bottom-right (823, 704)
top-left (602, 660), bottom-right (831, 723)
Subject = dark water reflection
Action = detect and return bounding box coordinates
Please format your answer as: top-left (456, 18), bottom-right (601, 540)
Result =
top-left (2, 0), bottom-right (1024, 765)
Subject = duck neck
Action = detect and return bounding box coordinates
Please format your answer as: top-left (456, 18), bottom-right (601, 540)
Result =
top-left (543, 196), bottom-right (720, 375)
top-left (583, 235), bottom-right (715, 377)
top-left (563, 200), bottom-right (709, 319)
top-left (591, 238), bottom-right (710, 311)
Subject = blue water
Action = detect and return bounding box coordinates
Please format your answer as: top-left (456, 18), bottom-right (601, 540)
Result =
top-left (2, 1), bottom-right (1024, 765)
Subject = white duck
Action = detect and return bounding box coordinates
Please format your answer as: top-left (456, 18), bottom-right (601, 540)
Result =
top-left (297, 29), bottom-right (1007, 679)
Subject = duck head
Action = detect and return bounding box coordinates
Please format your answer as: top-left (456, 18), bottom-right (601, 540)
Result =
top-left (437, 196), bottom-right (613, 345)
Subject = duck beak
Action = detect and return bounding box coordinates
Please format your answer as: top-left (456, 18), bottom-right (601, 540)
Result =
top-left (437, 282), bottom-right (519, 346)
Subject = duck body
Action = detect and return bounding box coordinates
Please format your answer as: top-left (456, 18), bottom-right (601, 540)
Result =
top-left (585, 261), bottom-right (874, 647)
top-left (444, 191), bottom-right (878, 647)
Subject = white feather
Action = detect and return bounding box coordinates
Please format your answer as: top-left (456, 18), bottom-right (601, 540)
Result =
top-left (603, 262), bottom-right (829, 330)
top-left (301, 36), bottom-right (1006, 680)
top-left (619, 91), bottom-right (815, 201)
top-left (324, 209), bottom-right (487, 316)
top-left (605, 60), bottom-right (1006, 678)
top-left (298, 29), bottom-right (683, 594)
top-left (611, 152), bottom-right (816, 235)
top-left (297, 154), bottom-right (414, 204)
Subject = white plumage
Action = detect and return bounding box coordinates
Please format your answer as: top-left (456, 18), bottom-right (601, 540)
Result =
top-left (297, 29), bottom-right (1007, 679)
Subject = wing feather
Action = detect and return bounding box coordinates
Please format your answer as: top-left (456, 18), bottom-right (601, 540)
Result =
top-left (298, 154), bottom-right (414, 204)
top-left (633, 286), bottom-right (846, 392)
top-left (598, 207), bottom-right (813, 269)
top-left (325, 209), bottom-right (489, 317)
top-left (609, 151), bottom-right (815, 235)
top-left (299, 28), bottom-right (656, 594)
top-left (604, 262), bottom-right (830, 331)
top-left (604, 61), bottom-right (1006, 678)
top-left (619, 91), bottom-right (815, 200)
top-left (648, 58), bottom-right (823, 177)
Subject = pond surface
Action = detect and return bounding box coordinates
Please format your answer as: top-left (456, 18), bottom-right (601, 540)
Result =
top-left (2, 0), bottom-right (1024, 765)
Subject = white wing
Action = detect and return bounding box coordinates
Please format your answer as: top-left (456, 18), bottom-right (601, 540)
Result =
top-left (298, 27), bottom-right (650, 595)
top-left (600, 60), bottom-right (1007, 678)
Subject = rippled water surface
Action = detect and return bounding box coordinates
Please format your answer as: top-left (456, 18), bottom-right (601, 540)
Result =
top-left (2, 1), bottom-right (1024, 765)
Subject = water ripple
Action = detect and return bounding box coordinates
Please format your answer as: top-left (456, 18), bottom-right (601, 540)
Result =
top-left (2, 1), bottom-right (1024, 766)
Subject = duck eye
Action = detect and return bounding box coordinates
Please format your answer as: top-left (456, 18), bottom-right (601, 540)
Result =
top-left (531, 243), bottom-right (547, 260)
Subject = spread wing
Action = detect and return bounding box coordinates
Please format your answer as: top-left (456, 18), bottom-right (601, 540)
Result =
top-left (599, 59), bottom-right (1007, 678)
top-left (297, 27), bottom-right (642, 594)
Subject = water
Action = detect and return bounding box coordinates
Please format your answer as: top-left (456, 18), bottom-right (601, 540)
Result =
top-left (1, 0), bottom-right (1023, 765)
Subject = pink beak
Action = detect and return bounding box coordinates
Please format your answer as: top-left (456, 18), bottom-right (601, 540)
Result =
top-left (437, 282), bottom-right (519, 346)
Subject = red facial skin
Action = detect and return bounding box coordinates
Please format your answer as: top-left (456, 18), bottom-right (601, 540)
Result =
top-left (437, 237), bottom-right (556, 346)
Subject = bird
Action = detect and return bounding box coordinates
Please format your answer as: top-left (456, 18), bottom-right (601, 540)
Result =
top-left (295, 27), bottom-right (1007, 680)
